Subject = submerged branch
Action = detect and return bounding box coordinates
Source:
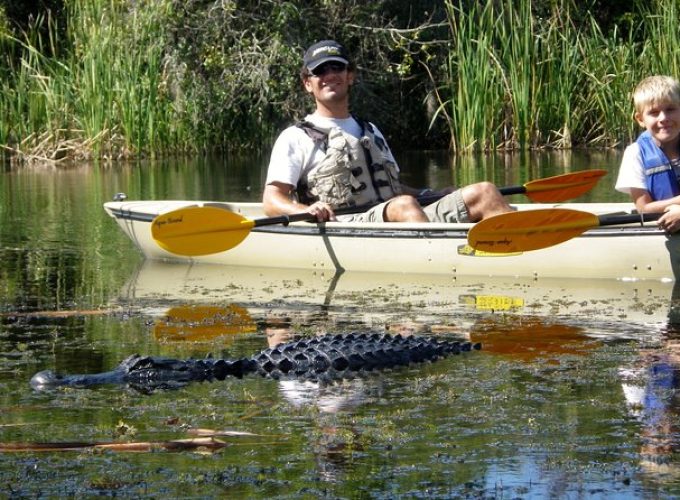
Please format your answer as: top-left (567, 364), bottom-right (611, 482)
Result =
top-left (0, 437), bottom-right (230, 453)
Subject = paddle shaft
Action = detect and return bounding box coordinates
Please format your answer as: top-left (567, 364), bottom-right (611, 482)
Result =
top-left (254, 170), bottom-right (607, 227)
top-left (254, 193), bottom-right (444, 227)
top-left (599, 212), bottom-right (662, 226)
top-left (498, 185), bottom-right (526, 196)
top-left (252, 183), bottom-right (553, 228)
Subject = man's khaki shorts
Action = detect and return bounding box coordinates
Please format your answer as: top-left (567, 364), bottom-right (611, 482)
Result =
top-left (339, 190), bottom-right (470, 223)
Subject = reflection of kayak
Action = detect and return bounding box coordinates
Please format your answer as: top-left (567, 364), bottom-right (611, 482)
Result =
top-left (104, 201), bottom-right (680, 280)
top-left (118, 260), bottom-right (678, 327)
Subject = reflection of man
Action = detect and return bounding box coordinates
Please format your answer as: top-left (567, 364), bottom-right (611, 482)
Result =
top-left (263, 39), bottom-right (513, 223)
top-left (264, 318), bottom-right (371, 413)
top-left (278, 378), bottom-right (369, 413)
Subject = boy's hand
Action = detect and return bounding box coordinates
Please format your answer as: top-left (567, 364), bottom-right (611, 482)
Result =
top-left (658, 204), bottom-right (680, 233)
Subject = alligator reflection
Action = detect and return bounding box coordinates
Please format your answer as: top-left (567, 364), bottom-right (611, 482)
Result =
top-left (264, 324), bottom-right (386, 484)
top-left (264, 325), bottom-right (379, 413)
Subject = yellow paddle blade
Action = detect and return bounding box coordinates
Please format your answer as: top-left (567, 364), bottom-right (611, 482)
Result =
top-left (468, 208), bottom-right (600, 253)
top-left (523, 169), bottom-right (607, 202)
top-left (152, 206), bottom-right (256, 256)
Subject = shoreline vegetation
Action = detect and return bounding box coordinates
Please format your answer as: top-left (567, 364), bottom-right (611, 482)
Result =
top-left (0, 0), bottom-right (678, 164)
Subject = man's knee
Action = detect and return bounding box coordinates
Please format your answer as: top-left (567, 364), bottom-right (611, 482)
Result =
top-left (474, 181), bottom-right (501, 198)
top-left (390, 194), bottom-right (420, 210)
top-left (385, 195), bottom-right (427, 222)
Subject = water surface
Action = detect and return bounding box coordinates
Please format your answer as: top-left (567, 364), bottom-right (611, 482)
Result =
top-left (1, 151), bottom-right (679, 498)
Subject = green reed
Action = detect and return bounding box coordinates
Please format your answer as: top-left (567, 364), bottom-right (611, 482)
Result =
top-left (640, 0), bottom-right (680, 78)
top-left (440, 0), bottom-right (546, 152)
top-left (65, 0), bottom-right (181, 155)
top-left (438, 0), bottom-right (680, 152)
top-left (0, 13), bottom-right (62, 146)
top-left (1, 0), bottom-right (679, 157)
top-left (0, 0), bottom-right (184, 158)
top-left (440, 0), bottom-right (502, 152)
top-left (577, 20), bottom-right (638, 147)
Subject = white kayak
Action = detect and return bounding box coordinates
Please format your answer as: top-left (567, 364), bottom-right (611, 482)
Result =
top-left (104, 200), bottom-right (680, 281)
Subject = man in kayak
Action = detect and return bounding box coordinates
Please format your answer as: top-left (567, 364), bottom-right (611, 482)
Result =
top-left (615, 75), bottom-right (680, 233)
top-left (263, 39), bottom-right (513, 223)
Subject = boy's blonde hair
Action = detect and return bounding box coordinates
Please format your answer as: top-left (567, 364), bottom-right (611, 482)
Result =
top-left (633, 75), bottom-right (680, 113)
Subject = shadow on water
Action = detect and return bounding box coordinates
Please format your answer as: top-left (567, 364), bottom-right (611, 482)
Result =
top-left (1, 152), bottom-right (679, 497)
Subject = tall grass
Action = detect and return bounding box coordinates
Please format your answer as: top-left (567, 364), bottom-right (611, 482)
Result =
top-left (532, 4), bottom-right (583, 148)
top-left (1, 0), bottom-right (679, 159)
top-left (577, 19), bottom-right (639, 147)
top-left (641, 0), bottom-right (680, 78)
top-left (438, 0), bottom-right (547, 152)
top-left (0, 0), bottom-right (183, 160)
top-left (437, 0), bottom-right (680, 152)
top-left (439, 0), bottom-right (503, 152)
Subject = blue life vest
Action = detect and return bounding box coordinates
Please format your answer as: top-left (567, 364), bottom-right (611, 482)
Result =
top-left (638, 131), bottom-right (680, 199)
top-left (642, 362), bottom-right (677, 428)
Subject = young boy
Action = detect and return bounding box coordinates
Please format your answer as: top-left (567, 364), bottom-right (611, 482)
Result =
top-left (615, 75), bottom-right (680, 233)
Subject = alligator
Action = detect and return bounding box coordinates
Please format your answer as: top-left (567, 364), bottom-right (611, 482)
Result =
top-left (30, 332), bottom-right (480, 391)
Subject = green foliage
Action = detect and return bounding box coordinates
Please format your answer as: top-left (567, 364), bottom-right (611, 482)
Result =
top-left (0, 0), bottom-right (446, 158)
top-left (0, 5), bottom-right (7, 39)
top-left (165, 0), bottom-right (445, 149)
top-left (0, 0), bottom-right (181, 158)
top-left (434, 0), bottom-right (680, 151)
top-left (0, 0), bottom-right (679, 158)
top-left (165, 0), bottom-right (307, 149)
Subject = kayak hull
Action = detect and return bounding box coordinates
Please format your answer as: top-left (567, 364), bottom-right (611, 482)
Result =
top-left (104, 200), bottom-right (680, 281)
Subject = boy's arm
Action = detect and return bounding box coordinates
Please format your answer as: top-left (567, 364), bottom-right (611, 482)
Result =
top-left (630, 187), bottom-right (680, 213)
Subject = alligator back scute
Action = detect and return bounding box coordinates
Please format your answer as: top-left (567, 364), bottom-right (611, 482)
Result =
top-left (249, 333), bottom-right (477, 380)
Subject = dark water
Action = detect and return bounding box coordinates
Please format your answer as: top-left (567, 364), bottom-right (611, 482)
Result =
top-left (1, 151), bottom-right (679, 498)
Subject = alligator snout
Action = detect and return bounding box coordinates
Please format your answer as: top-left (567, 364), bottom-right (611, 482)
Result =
top-left (30, 370), bottom-right (62, 389)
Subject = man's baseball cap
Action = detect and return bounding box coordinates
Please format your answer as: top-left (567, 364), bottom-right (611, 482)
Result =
top-left (303, 40), bottom-right (350, 71)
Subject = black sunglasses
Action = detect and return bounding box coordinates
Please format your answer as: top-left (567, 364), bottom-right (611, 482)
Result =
top-left (310, 61), bottom-right (348, 77)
